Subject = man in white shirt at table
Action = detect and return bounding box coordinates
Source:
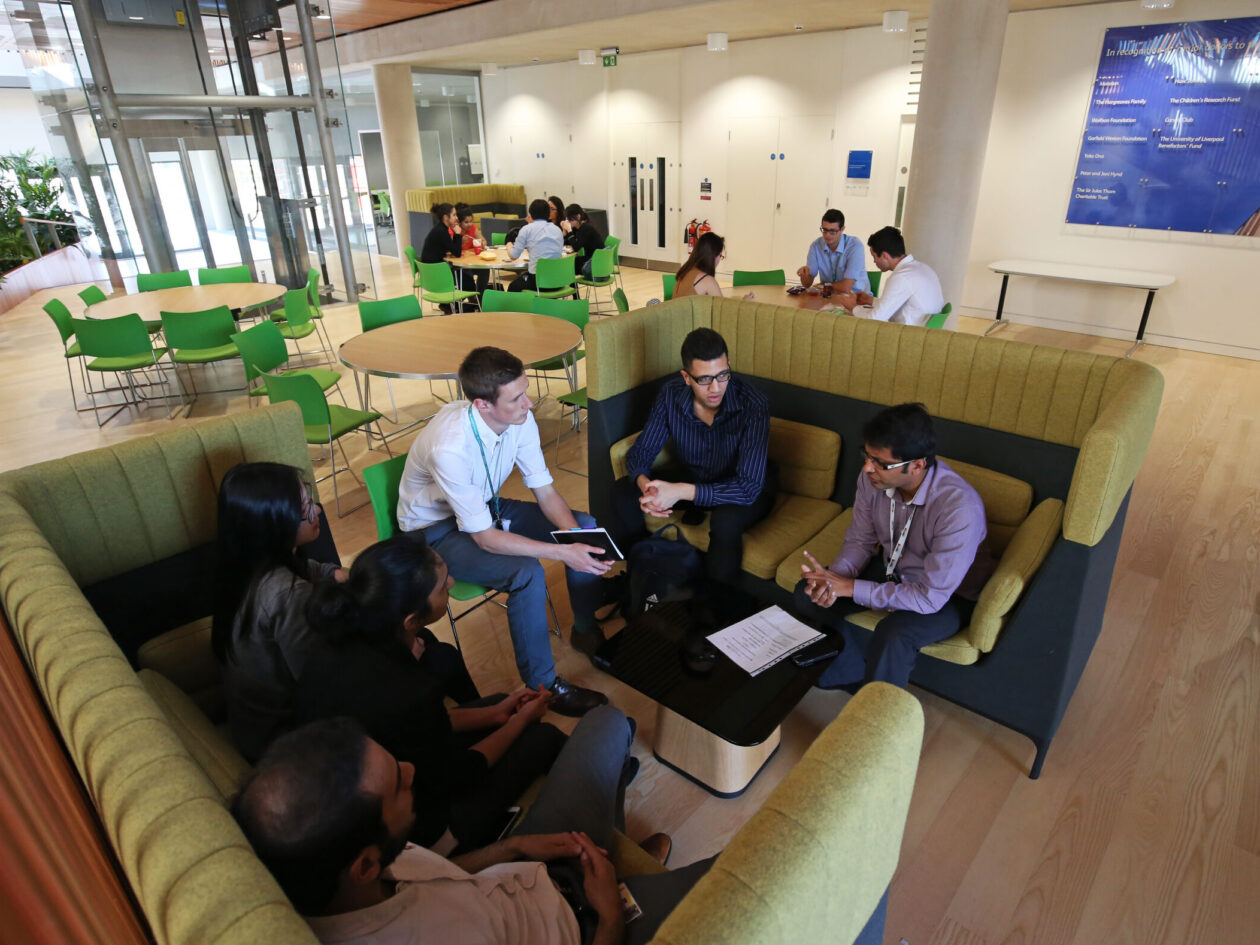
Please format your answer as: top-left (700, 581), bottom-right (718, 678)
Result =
top-left (833, 226), bottom-right (944, 327)
top-left (397, 346), bottom-right (611, 716)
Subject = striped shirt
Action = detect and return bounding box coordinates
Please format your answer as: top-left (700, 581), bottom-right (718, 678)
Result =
top-left (626, 375), bottom-right (770, 507)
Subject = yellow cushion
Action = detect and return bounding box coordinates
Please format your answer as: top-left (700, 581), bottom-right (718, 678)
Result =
top-left (611, 432), bottom-right (676, 480)
top-left (138, 669), bottom-right (251, 802)
top-left (136, 616), bottom-right (223, 721)
top-left (769, 418), bottom-right (841, 500)
top-left (775, 508), bottom-right (854, 592)
top-left (940, 456), bottom-right (1032, 556)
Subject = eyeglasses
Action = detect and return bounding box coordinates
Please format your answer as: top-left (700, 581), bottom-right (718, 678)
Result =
top-left (300, 488), bottom-right (318, 522)
top-left (861, 449), bottom-right (919, 472)
top-left (819, 227), bottom-right (841, 234)
top-left (685, 369), bottom-right (733, 387)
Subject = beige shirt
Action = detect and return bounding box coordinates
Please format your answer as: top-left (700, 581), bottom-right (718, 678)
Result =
top-left (307, 845), bottom-right (581, 945)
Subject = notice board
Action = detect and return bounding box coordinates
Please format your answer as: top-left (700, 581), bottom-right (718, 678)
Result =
top-left (1067, 18), bottom-right (1260, 237)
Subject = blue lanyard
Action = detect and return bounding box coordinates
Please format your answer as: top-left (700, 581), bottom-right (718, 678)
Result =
top-left (824, 237), bottom-right (843, 284)
top-left (468, 407), bottom-right (502, 524)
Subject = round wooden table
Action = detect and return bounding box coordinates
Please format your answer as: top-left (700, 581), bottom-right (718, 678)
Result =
top-left (738, 284), bottom-right (850, 312)
top-left (447, 249), bottom-right (526, 273)
top-left (84, 283), bottom-right (287, 319)
top-left (339, 311), bottom-right (582, 382)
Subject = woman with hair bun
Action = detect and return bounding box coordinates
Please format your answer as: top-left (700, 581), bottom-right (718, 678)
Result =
top-left (299, 531), bottom-right (567, 850)
top-left (212, 461), bottom-right (347, 762)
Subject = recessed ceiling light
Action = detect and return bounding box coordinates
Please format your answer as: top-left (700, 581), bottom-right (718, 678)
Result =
top-left (129, 15), bottom-right (145, 20)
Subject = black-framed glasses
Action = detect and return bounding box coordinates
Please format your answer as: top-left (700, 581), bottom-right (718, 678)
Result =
top-left (861, 449), bottom-right (918, 472)
top-left (685, 369), bottom-right (733, 387)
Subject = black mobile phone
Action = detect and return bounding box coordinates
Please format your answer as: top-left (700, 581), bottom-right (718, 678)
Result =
top-left (792, 647), bottom-right (840, 668)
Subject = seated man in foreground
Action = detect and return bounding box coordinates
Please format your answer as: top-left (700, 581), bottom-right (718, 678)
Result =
top-left (234, 714), bottom-right (714, 945)
top-left (611, 327), bottom-right (775, 598)
top-left (795, 403), bottom-right (992, 688)
top-left (398, 346), bottom-right (611, 716)
top-left (832, 225), bottom-right (944, 326)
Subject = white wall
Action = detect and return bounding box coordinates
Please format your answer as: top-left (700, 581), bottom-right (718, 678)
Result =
top-left (966, 0), bottom-right (1260, 357)
top-left (0, 88), bottom-right (54, 157)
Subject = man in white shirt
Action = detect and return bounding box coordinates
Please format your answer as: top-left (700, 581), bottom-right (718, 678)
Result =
top-left (234, 714), bottom-right (712, 945)
top-left (398, 346), bottom-right (610, 716)
top-left (833, 226), bottom-right (944, 327)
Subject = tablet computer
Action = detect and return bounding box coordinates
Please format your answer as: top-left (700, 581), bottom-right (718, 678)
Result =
top-left (550, 527), bottom-right (625, 562)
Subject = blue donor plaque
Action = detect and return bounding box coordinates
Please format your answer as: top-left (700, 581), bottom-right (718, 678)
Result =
top-left (847, 150), bottom-right (873, 180)
top-left (1067, 17), bottom-right (1260, 236)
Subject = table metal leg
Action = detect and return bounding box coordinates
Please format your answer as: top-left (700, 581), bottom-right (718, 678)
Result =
top-left (984, 273), bottom-right (1010, 336)
top-left (1126, 289), bottom-right (1157, 358)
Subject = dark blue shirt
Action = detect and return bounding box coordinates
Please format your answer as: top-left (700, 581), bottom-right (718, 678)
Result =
top-left (626, 375), bottom-right (770, 506)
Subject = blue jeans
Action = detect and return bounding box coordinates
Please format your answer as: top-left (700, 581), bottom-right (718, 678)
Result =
top-left (422, 498), bottom-right (604, 688)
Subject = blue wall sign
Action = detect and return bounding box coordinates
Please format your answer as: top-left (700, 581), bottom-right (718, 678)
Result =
top-left (847, 150), bottom-right (873, 180)
top-left (1067, 18), bottom-right (1260, 236)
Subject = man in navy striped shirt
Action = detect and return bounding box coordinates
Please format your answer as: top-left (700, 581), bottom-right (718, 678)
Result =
top-left (613, 328), bottom-right (775, 593)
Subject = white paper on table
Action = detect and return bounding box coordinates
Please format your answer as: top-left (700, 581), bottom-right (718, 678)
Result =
top-left (705, 605), bottom-right (825, 677)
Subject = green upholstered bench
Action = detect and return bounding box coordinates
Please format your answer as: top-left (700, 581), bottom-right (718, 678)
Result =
top-left (584, 295), bottom-right (1163, 777)
top-left (0, 405), bottom-right (925, 945)
top-left (610, 416), bottom-right (843, 579)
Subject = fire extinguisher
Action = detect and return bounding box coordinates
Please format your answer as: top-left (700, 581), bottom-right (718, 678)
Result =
top-left (685, 219), bottom-right (699, 252)
top-left (696, 220), bottom-right (712, 244)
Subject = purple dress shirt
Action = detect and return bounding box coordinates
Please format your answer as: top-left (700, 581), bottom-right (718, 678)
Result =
top-left (830, 459), bottom-right (993, 614)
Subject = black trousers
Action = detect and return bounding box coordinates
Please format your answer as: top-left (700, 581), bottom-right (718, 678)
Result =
top-left (507, 271), bottom-right (537, 292)
top-left (610, 465), bottom-right (778, 587)
top-left (791, 560), bottom-right (974, 689)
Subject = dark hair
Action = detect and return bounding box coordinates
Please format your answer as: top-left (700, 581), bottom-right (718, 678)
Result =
top-left (862, 402), bottom-right (937, 468)
top-left (565, 203), bottom-right (586, 224)
top-left (505, 226), bottom-right (522, 244)
top-left (867, 225), bottom-right (906, 258)
top-left (233, 718), bottom-right (400, 915)
top-left (211, 462), bottom-right (308, 663)
top-left (676, 231), bottom-right (724, 281)
top-left (822, 208), bottom-right (845, 227)
top-left (681, 327), bottom-right (728, 368)
top-left (431, 201), bottom-right (454, 225)
top-left (308, 533), bottom-right (440, 648)
top-left (528, 198), bottom-right (551, 222)
top-left (454, 201), bottom-right (474, 223)
top-left (459, 346), bottom-right (525, 403)
top-left (548, 195), bottom-right (564, 221)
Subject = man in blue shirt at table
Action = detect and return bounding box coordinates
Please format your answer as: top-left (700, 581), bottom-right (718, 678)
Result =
top-left (506, 198), bottom-right (565, 293)
top-left (796, 208), bottom-right (870, 294)
top-left (611, 328), bottom-right (775, 605)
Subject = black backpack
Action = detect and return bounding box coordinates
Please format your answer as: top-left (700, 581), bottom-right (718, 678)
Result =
top-left (625, 524), bottom-right (705, 615)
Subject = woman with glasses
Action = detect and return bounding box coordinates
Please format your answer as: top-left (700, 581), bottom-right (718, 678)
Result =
top-left (211, 461), bottom-right (348, 761)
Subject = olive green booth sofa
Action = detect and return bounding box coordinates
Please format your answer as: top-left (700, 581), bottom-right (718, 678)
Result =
top-left (406, 183), bottom-right (527, 248)
top-left (0, 405), bottom-right (925, 945)
top-left (585, 296), bottom-right (1163, 778)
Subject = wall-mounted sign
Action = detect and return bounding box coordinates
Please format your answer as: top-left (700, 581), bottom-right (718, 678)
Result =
top-left (1067, 18), bottom-right (1260, 236)
top-left (847, 150), bottom-right (873, 180)
top-left (700, 178), bottom-right (712, 200)
top-left (602, 54), bottom-right (618, 67)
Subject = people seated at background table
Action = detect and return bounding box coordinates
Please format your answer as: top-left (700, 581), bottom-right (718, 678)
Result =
top-left (420, 202), bottom-right (466, 313)
top-left (548, 194), bottom-right (565, 226)
top-left (234, 713), bottom-right (706, 945)
top-left (796, 208), bottom-right (869, 294)
top-left (455, 202), bottom-right (490, 299)
top-left (298, 532), bottom-right (568, 850)
top-left (561, 203), bottom-right (604, 278)
top-left (211, 462), bottom-right (348, 762)
top-left (396, 346), bottom-right (613, 715)
top-left (673, 232), bottom-right (754, 301)
top-left (506, 198), bottom-right (564, 292)
top-left (794, 403), bottom-right (993, 690)
top-left (611, 328), bottom-right (774, 612)
top-left (833, 226), bottom-right (943, 326)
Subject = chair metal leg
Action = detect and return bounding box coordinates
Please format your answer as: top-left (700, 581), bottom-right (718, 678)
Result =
top-left (544, 587), bottom-right (561, 638)
top-left (445, 605), bottom-right (464, 655)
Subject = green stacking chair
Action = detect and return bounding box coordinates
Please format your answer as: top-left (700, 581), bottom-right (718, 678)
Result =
top-left (491, 232), bottom-right (507, 246)
top-left (232, 320), bottom-right (343, 408)
top-left (868, 270), bottom-right (882, 297)
top-left (262, 370), bottom-right (387, 517)
top-left (298, 267), bottom-right (335, 350)
top-left (417, 261), bottom-right (477, 313)
top-left (357, 294), bottom-right (425, 420)
top-left (362, 454), bottom-right (559, 644)
top-left (198, 265), bottom-right (251, 284)
top-left (575, 247), bottom-right (616, 314)
top-left (925, 302), bottom-right (952, 330)
top-left (528, 296), bottom-right (588, 400)
top-left (613, 288), bottom-right (629, 314)
top-left (71, 313), bottom-right (185, 426)
top-left (43, 297), bottom-right (89, 409)
top-left (136, 270), bottom-right (192, 292)
top-left (403, 246), bottom-right (423, 297)
top-left (662, 273), bottom-right (675, 301)
top-left (160, 305), bottom-right (242, 398)
top-left (272, 288), bottom-right (329, 366)
top-left (534, 255), bottom-right (578, 300)
top-left (732, 268), bottom-right (785, 287)
top-left (603, 235), bottom-right (624, 289)
top-left (79, 284), bottom-right (162, 335)
top-left (481, 289), bottom-right (527, 313)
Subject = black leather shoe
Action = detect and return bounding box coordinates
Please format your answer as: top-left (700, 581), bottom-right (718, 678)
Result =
top-left (549, 677), bottom-right (609, 716)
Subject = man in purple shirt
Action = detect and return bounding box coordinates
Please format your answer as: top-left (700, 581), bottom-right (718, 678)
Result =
top-left (795, 403), bottom-right (993, 689)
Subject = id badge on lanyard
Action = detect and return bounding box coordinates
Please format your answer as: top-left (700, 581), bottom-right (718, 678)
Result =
top-left (885, 497), bottom-right (916, 583)
top-left (468, 407), bottom-right (509, 531)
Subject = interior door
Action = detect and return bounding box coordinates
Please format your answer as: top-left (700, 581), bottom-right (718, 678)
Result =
top-left (611, 121), bottom-right (680, 265)
top-left (723, 117), bottom-right (778, 275)
top-left (770, 117), bottom-right (836, 277)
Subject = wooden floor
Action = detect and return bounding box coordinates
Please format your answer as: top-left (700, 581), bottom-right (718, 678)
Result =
top-left (2, 258), bottom-right (1256, 945)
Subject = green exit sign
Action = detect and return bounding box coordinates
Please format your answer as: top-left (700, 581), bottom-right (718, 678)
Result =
top-left (602, 54), bottom-right (617, 67)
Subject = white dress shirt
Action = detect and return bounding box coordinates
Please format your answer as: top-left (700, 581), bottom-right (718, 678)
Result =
top-left (397, 401), bottom-right (553, 534)
top-left (855, 255), bottom-right (945, 326)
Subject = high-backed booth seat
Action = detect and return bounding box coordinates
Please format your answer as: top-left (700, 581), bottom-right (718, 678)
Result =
top-left (585, 296), bottom-right (1163, 778)
top-left (0, 405), bottom-right (925, 945)
top-left (405, 183), bottom-right (527, 246)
